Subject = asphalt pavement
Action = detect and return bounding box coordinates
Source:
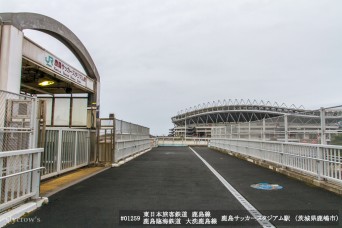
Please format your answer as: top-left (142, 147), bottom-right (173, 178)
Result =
top-left (8, 146), bottom-right (342, 227)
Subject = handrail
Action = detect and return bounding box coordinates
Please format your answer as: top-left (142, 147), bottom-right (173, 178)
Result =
top-left (210, 138), bottom-right (342, 185)
top-left (0, 148), bottom-right (44, 158)
top-left (210, 137), bottom-right (342, 149)
top-left (0, 167), bottom-right (45, 180)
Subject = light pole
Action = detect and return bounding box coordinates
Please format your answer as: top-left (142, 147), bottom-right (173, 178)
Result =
top-left (184, 113), bottom-right (187, 141)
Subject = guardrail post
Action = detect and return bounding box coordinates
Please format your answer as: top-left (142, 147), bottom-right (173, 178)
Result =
top-left (248, 121), bottom-right (251, 140)
top-left (320, 107), bottom-right (326, 145)
top-left (284, 115), bottom-right (288, 142)
top-left (74, 131), bottom-right (78, 167)
top-left (57, 129), bottom-right (63, 174)
top-left (317, 146), bottom-right (323, 181)
top-left (281, 143), bottom-right (284, 168)
top-left (95, 118), bottom-right (101, 164)
top-left (32, 151), bottom-right (41, 199)
top-left (112, 115), bottom-right (116, 163)
top-left (87, 130), bottom-right (90, 164)
top-left (230, 125), bottom-right (233, 139)
top-left (30, 98), bottom-right (38, 149)
top-left (262, 118), bottom-right (266, 141)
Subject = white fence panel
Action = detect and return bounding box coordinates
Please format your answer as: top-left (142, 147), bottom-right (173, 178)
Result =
top-left (41, 128), bottom-right (90, 179)
top-left (210, 138), bottom-right (342, 185)
top-left (0, 149), bottom-right (43, 213)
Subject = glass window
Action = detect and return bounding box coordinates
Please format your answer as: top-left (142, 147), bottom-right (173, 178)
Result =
top-left (54, 98), bottom-right (70, 125)
top-left (45, 98), bottom-right (52, 125)
top-left (72, 98), bottom-right (87, 126)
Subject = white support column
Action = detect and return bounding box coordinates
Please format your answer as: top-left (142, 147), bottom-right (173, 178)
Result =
top-left (57, 130), bottom-right (63, 173)
top-left (29, 98), bottom-right (37, 149)
top-left (96, 81), bottom-right (101, 116)
top-left (317, 146), bottom-right (323, 180)
top-left (184, 116), bottom-right (187, 141)
top-left (0, 25), bottom-right (24, 93)
top-left (262, 118), bottom-right (266, 141)
top-left (320, 107), bottom-right (326, 145)
top-left (248, 121), bottom-right (251, 140)
top-left (74, 131), bottom-right (78, 167)
top-left (31, 152), bottom-right (41, 199)
top-left (284, 115), bottom-right (288, 143)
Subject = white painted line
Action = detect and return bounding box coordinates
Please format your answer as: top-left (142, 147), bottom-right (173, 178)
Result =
top-left (189, 147), bottom-right (275, 228)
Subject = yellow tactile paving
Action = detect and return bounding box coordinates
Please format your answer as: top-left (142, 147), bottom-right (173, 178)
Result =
top-left (40, 166), bottom-right (108, 197)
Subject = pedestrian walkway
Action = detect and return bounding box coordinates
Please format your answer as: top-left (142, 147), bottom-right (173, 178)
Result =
top-left (8, 147), bottom-right (342, 227)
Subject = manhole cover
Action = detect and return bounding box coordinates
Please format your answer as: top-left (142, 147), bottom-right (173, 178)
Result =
top-left (251, 182), bottom-right (283, 190)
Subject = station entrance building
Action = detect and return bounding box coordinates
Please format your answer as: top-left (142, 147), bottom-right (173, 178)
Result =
top-left (0, 13), bottom-right (100, 178)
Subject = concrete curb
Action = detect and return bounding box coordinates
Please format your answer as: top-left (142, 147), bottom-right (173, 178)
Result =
top-left (0, 197), bottom-right (48, 227)
top-left (112, 148), bottom-right (152, 168)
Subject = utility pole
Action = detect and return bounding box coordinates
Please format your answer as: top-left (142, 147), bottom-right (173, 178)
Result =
top-left (184, 113), bottom-right (187, 141)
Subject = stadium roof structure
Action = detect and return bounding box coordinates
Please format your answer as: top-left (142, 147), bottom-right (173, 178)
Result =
top-left (172, 99), bottom-right (306, 127)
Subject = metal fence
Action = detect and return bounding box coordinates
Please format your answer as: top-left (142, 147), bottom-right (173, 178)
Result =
top-left (0, 148), bottom-right (43, 213)
top-left (212, 106), bottom-right (342, 145)
top-left (41, 127), bottom-right (90, 179)
top-left (210, 105), bottom-right (342, 185)
top-left (115, 119), bottom-right (151, 162)
top-left (209, 139), bottom-right (342, 185)
top-left (0, 90), bottom-right (37, 152)
top-left (98, 118), bottom-right (151, 163)
top-left (0, 90), bottom-right (43, 213)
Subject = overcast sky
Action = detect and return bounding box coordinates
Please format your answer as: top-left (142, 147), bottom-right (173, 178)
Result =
top-left (2, 0), bottom-right (342, 135)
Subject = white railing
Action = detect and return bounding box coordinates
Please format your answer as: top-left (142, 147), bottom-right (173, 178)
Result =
top-left (0, 148), bottom-right (44, 213)
top-left (98, 118), bottom-right (152, 163)
top-left (114, 119), bottom-right (151, 162)
top-left (41, 127), bottom-right (90, 179)
top-left (157, 137), bottom-right (209, 146)
top-left (210, 138), bottom-right (342, 185)
top-left (115, 135), bottom-right (151, 162)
